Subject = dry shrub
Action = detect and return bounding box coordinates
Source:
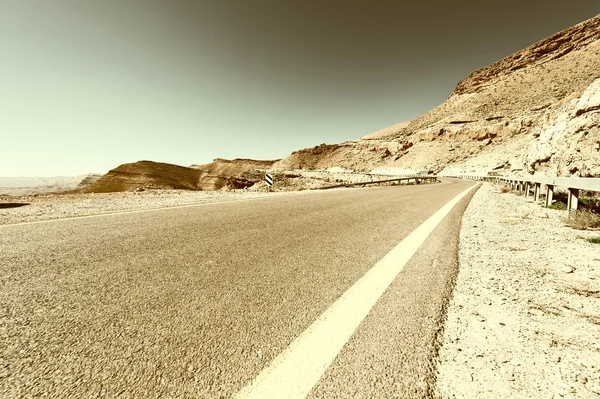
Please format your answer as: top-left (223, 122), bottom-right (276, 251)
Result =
top-left (584, 236), bottom-right (600, 244)
top-left (548, 200), bottom-right (567, 210)
top-left (564, 208), bottom-right (600, 230)
top-left (499, 185), bottom-right (511, 193)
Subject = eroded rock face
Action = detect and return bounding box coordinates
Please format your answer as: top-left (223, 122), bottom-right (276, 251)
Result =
top-left (276, 14), bottom-right (600, 178)
top-left (526, 82), bottom-right (600, 177)
top-left (575, 78), bottom-right (600, 116)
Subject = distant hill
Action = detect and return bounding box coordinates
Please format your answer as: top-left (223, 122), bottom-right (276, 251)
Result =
top-left (83, 161), bottom-right (202, 193)
top-left (0, 174), bottom-right (102, 196)
top-left (84, 159), bottom-right (279, 193)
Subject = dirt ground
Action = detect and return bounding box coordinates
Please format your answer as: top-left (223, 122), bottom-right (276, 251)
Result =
top-left (436, 183), bottom-right (600, 398)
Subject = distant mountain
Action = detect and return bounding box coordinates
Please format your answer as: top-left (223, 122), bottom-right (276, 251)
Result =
top-left (83, 159), bottom-right (278, 193)
top-left (274, 14), bottom-right (600, 177)
top-left (0, 174), bottom-right (102, 196)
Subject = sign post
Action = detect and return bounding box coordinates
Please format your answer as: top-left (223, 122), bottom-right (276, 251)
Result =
top-left (265, 173), bottom-right (273, 192)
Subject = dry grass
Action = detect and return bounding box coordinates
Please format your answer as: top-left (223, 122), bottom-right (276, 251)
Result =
top-left (499, 185), bottom-right (511, 193)
top-left (564, 208), bottom-right (600, 230)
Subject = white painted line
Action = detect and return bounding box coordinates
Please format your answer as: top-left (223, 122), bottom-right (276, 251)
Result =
top-left (234, 183), bottom-right (478, 399)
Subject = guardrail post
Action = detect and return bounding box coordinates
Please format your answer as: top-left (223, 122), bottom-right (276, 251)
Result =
top-left (545, 185), bottom-right (554, 207)
top-left (567, 188), bottom-right (579, 212)
top-left (525, 182), bottom-right (531, 199)
top-left (534, 183), bottom-right (541, 203)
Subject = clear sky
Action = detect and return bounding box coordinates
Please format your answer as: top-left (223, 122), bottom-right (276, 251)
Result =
top-left (1, 0), bottom-right (599, 176)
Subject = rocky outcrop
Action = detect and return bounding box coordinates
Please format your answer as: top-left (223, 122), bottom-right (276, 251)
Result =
top-left (526, 78), bottom-right (600, 177)
top-left (575, 78), bottom-right (600, 116)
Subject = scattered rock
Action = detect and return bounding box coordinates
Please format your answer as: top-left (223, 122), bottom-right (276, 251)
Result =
top-left (562, 266), bottom-right (576, 273)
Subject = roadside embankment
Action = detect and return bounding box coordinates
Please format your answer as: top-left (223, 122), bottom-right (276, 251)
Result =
top-left (436, 183), bottom-right (600, 398)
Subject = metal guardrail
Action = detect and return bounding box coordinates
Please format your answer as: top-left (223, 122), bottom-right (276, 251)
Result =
top-left (318, 175), bottom-right (438, 190)
top-left (454, 174), bottom-right (600, 211)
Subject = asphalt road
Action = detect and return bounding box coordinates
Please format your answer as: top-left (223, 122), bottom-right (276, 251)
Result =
top-left (1, 179), bottom-right (477, 398)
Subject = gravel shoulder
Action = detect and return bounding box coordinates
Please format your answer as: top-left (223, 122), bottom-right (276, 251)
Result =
top-left (436, 183), bottom-right (600, 398)
top-left (0, 189), bottom-right (315, 226)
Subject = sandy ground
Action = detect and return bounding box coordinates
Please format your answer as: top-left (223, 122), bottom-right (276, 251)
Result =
top-left (0, 189), bottom-right (314, 225)
top-left (436, 184), bottom-right (600, 398)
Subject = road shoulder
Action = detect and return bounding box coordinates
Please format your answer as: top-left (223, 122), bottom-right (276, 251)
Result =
top-left (436, 183), bottom-right (600, 398)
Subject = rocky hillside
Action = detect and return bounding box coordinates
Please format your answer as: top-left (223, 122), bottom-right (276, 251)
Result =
top-left (274, 14), bottom-right (600, 178)
top-left (84, 159), bottom-right (279, 193)
top-left (190, 158), bottom-right (278, 190)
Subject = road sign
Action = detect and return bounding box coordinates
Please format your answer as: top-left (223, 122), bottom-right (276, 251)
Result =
top-left (265, 173), bottom-right (273, 187)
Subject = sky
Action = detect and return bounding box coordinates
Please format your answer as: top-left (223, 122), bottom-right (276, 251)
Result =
top-left (1, 1), bottom-right (599, 176)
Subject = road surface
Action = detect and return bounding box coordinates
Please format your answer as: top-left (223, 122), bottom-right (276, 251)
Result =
top-left (1, 179), bottom-right (477, 398)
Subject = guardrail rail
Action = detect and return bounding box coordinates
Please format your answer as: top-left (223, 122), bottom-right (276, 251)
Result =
top-left (318, 175), bottom-right (438, 190)
top-left (452, 174), bottom-right (600, 211)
